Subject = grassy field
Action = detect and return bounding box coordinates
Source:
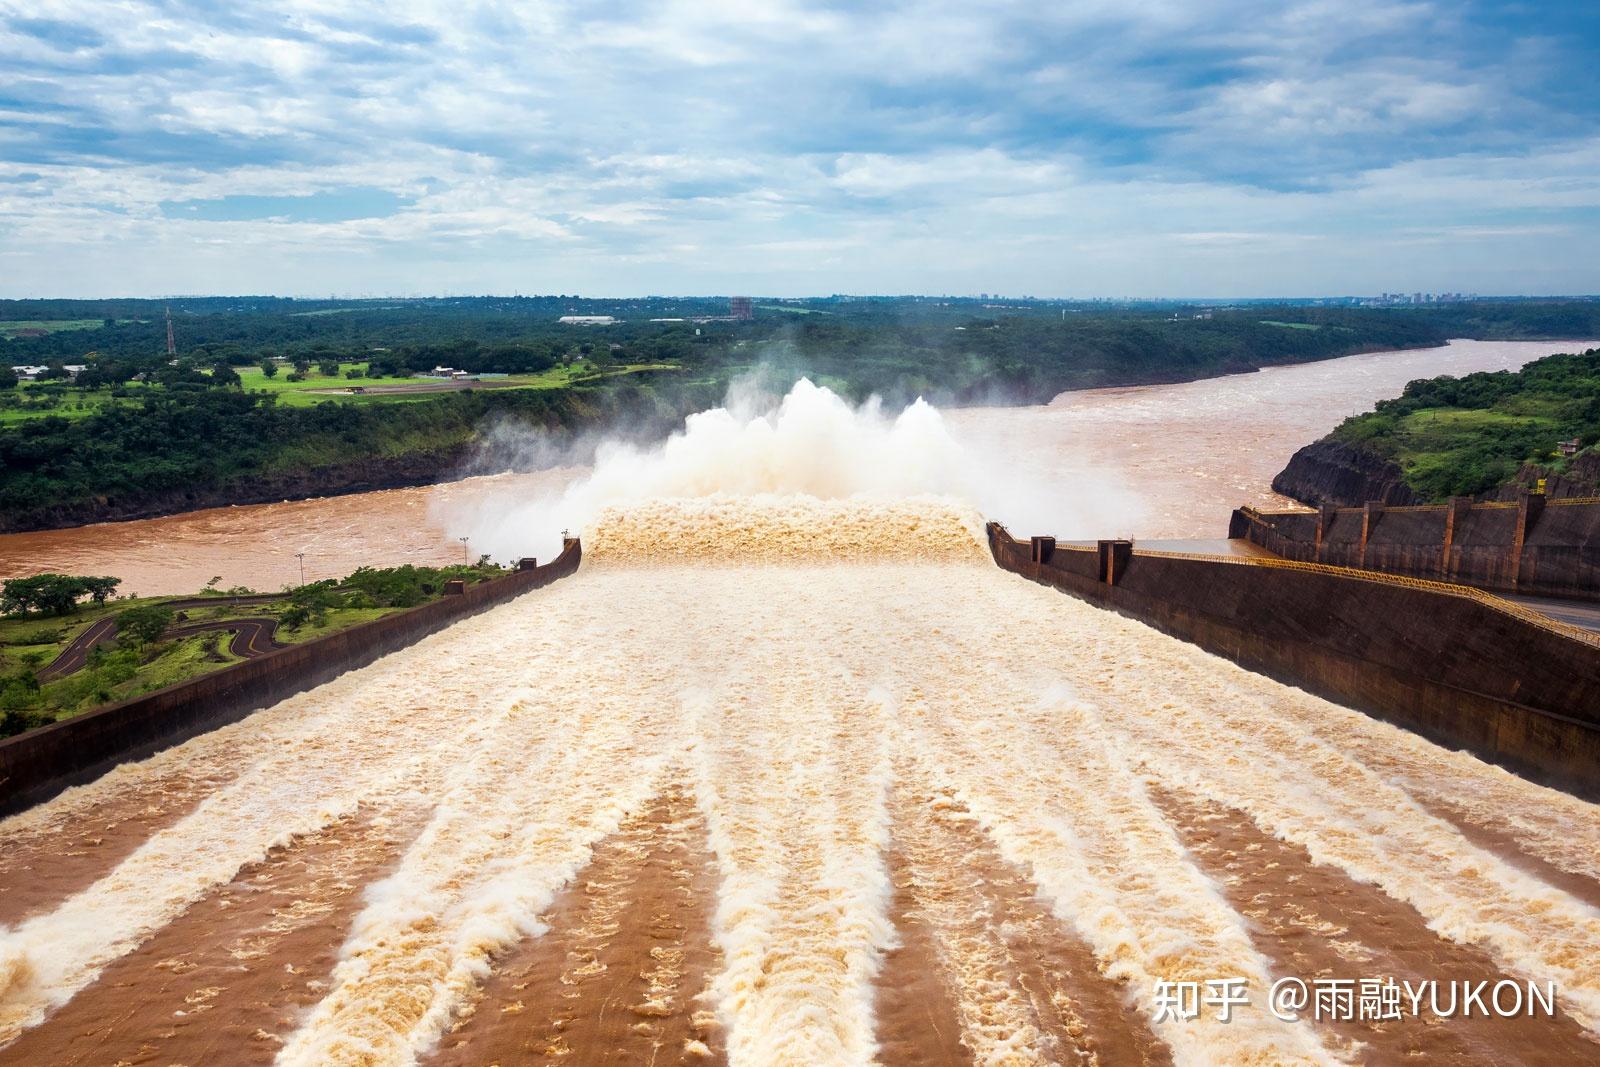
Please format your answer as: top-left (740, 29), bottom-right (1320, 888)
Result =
top-left (1258, 320), bottom-right (1322, 330)
top-left (0, 360), bottom-right (681, 424)
top-left (0, 319), bottom-right (108, 340)
top-left (0, 388), bottom-right (125, 424)
top-left (237, 361), bottom-right (675, 405)
top-left (1335, 396), bottom-right (1577, 499)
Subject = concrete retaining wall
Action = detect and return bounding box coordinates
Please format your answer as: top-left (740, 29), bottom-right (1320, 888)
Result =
top-left (991, 524), bottom-right (1600, 798)
top-left (0, 541), bottom-right (582, 816)
top-left (1232, 495), bottom-right (1600, 599)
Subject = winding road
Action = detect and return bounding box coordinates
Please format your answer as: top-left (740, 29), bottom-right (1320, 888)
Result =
top-left (35, 611), bottom-right (285, 682)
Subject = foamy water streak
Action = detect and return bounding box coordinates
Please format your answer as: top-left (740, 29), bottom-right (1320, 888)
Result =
top-left (946, 581), bottom-right (1600, 1033)
top-left (690, 644), bottom-right (896, 1064)
top-left (0, 608), bottom-right (556, 1042)
top-left (276, 692), bottom-right (680, 1065)
top-left (4, 494), bottom-right (1600, 1067)
top-left (902, 695), bottom-right (1337, 1066)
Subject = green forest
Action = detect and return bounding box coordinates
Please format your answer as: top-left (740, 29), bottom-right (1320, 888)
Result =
top-left (1329, 348), bottom-right (1600, 499)
top-left (4, 295), bottom-right (1598, 530)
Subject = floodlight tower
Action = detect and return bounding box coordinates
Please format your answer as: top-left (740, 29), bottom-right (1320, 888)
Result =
top-left (165, 306), bottom-right (176, 356)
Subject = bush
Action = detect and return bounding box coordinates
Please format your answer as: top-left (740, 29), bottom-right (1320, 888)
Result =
top-left (279, 580), bottom-right (340, 630)
top-left (116, 604), bottom-right (174, 646)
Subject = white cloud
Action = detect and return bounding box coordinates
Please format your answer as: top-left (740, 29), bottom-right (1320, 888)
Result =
top-left (0, 0), bottom-right (1596, 295)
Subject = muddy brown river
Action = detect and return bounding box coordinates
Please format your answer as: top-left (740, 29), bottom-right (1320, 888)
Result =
top-left (0, 339), bottom-right (1591, 595)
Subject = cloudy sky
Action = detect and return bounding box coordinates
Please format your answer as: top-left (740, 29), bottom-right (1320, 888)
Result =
top-left (1, 1), bottom-right (1598, 298)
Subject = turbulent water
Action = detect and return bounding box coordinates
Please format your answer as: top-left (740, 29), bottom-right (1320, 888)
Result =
top-left (2, 381), bottom-right (1600, 1065)
top-left (0, 494), bottom-right (1597, 1065)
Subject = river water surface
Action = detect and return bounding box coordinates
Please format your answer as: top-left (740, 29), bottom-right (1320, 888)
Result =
top-left (2, 496), bottom-right (1598, 1066)
top-left (0, 338), bottom-right (1591, 594)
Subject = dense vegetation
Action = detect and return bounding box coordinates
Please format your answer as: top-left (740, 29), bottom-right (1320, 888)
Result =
top-left (1328, 348), bottom-right (1600, 499)
top-left (0, 562), bottom-right (503, 736)
top-left (3, 295), bottom-right (1596, 528)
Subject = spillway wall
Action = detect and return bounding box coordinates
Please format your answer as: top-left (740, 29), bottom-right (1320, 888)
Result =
top-left (990, 525), bottom-right (1600, 798)
top-left (0, 541), bottom-right (582, 816)
top-left (1232, 495), bottom-right (1600, 599)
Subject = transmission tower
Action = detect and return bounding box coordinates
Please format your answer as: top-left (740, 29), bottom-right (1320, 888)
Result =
top-left (165, 306), bottom-right (176, 356)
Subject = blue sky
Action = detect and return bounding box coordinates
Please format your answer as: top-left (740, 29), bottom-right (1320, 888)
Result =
top-left (1, 0), bottom-right (1598, 297)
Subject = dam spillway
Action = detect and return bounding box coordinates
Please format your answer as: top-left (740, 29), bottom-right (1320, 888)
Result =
top-left (0, 497), bottom-right (1598, 1066)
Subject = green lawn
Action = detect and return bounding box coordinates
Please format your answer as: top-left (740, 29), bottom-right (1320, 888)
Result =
top-left (2, 561), bottom-right (515, 734)
top-left (0, 319), bottom-right (108, 339)
top-left (235, 363), bottom-right (420, 403)
top-left (1259, 320), bottom-right (1322, 331)
top-left (236, 360), bottom-right (678, 407)
top-left (0, 595), bottom-right (173, 667)
top-left (1337, 404), bottom-right (1567, 499)
top-left (0, 359), bottom-right (682, 424)
top-left (0, 591), bottom-right (409, 729)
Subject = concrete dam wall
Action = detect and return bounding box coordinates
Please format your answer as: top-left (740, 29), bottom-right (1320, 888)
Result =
top-left (989, 523), bottom-right (1600, 798)
top-left (0, 542), bottom-right (583, 816)
top-left (1232, 494), bottom-right (1600, 600)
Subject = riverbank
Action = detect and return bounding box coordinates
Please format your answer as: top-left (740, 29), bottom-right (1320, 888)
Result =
top-left (1271, 344), bottom-right (1600, 507)
top-left (0, 334), bottom-right (1455, 537)
top-left (0, 379), bottom-right (720, 535)
top-left (5, 340), bottom-right (1593, 595)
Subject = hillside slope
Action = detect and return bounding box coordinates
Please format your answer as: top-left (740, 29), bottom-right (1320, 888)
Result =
top-left (1273, 348), bottom-right (1600, 507)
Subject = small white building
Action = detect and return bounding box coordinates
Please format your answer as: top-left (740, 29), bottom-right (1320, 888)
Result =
top-left (558, 315), bottom-right (617, 325)
top-left (8, 364), bottom-right (83, 380)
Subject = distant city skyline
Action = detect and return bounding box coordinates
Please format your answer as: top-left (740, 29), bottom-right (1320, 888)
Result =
top-left (2, 1), bottom-right (1598, 298)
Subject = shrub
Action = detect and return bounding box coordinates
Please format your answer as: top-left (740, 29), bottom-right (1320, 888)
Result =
top-left (116, 604), bottom-right (174, 646)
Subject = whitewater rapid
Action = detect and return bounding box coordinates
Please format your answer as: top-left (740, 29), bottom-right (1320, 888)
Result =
top-left (0, 495), bottom-right (1596, 1066)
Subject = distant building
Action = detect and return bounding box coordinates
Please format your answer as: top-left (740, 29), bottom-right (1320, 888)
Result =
top-left (558, 315), bottom-right (617, 325)
top-left (730, 296), bottom-right (754, 321)
top-left (1558, 438), bottom-right (1582, 457)
top-left (9, 364), bottom-right (84, 380)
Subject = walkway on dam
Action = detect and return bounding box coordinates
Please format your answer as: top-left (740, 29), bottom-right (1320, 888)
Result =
top-left (1505, 594), bottom-right (1600, 635)
top-left (1063, 538), bottom-right (1274, 558)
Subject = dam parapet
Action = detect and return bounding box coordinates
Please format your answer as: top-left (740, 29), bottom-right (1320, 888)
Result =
top-left (989, 522), bottom-right (1600, 798)
top-left (1231, 494), bottom-right (1600, 600)
top-left (0, 539), bottom-right (582, 817)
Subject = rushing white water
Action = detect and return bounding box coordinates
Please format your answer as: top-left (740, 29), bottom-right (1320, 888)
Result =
top-left (2, 383), bottom-right (1599, 1066)
top-left (451, 376), bottom-right (1137, 563)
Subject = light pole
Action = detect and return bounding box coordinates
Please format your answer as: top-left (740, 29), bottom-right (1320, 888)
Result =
top-left (458, 536), bottom-right (470, 566)
top-left (295, 552), bottom-right (305, 585)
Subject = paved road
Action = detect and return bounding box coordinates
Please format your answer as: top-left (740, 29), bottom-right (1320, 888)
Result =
top-left (36, 613), bottom-right (285, 682)
top-left (35, 617), bottom-right (120, 682)
top-left (1505, 594), bottom-right (1600, 634)
top-left (165, 618), bottom-right (283, 657)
